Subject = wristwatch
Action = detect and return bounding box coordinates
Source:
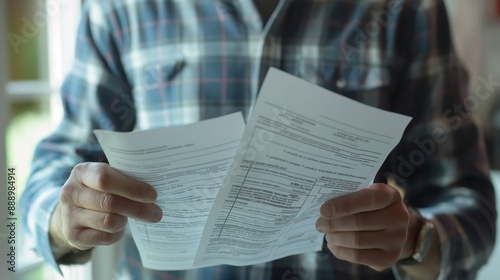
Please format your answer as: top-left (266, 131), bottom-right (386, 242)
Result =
top-left (397, 207), bottom-right (435, 265)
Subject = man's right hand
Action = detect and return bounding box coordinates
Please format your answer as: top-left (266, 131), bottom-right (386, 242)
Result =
top-left (49, 162), bottom-right (163, 254)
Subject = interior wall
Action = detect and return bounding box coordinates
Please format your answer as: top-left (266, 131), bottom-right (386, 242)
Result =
top-left (445, 0), bottom-right (500, 167)
top-left (444, 0), bottom-right (483, 87)
top-left (478, 1), bottom-right (500, 169)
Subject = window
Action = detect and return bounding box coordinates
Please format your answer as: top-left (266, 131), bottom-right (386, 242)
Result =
top-left (1, 1), bottom-right (86, 279)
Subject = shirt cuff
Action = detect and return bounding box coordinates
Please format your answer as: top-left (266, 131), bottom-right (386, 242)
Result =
top-left (30, 188), bottom-right (92, 276)
top-left (31, 188), bottom-right (64, 275)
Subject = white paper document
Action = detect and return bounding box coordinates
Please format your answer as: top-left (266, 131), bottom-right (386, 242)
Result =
top-left (95, 68), bottom-right (412, 270)
top-left (94, 113), bottom-right (245, 270)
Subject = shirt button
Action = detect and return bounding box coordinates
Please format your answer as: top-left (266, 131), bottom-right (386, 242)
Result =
top-left (336, 78), bottom-right (347, 88)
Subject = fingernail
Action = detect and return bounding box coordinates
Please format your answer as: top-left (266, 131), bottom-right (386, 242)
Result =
top-left (153, 206), bottom-right (163, 222)
top-left (143, 188), bottom-right (157, 203)
top-left (321, 203), bottom-right (333, 218)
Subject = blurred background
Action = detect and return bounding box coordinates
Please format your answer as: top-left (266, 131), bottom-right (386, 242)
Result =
top-left (0, 0), bottom-right (499, 279)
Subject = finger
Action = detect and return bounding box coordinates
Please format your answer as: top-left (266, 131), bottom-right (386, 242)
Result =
top-left (71, 208), bottom-right (128, 233)
top-left (316, 213), bottom-right (384, 233)
top-left (316, 203), bottom-right (408, 232)
top-left (66, 227), bottom-right (125, 251)
top-left (73, 162), bottom-right (157, 203)
top-left (327, 245), bottom-right (397, 271)
top-left (325, 231), bottom-right (406, 250)
top-left (66, 186), bottom-right (163, 223)
top-left (320, 184), bottom-right (401, 218)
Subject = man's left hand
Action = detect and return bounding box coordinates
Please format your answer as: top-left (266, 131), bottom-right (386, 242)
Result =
top-left (316, 183), bottom-right (413, 271)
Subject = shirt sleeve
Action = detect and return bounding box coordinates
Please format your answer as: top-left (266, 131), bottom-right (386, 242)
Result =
top-left (19, 0), bottom-right (134, 274)
top-left (384, 0), bottom-right (497, 279)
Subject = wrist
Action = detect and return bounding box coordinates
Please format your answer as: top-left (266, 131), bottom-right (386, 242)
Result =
top-left (398, 206), bottom-right (439, 268)
top-left (395, 208), bottom-right (441, 278)
top-left (400, 206), bottom-right (424, 260)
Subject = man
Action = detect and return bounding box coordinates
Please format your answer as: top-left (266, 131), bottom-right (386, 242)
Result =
top-left (20, 0), bottom-right (497, 279)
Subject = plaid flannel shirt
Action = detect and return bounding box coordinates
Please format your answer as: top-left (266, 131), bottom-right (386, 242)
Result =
top-left (20, 0), bottom-right (497, 279)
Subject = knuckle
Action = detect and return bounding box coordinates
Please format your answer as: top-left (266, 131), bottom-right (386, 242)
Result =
top-left (372, 184), bottom-right (395, 204)
top-left (327, 243), bottom-right (339, 256)
top-left (59, 184), bottom-right (74, 204)
top-left (350, 248), bottom-right (360, 263)
top-left (317, 218), bottom-right (332, 232)
top-left (136, 203), bottom-right (154, 221)
top-left (102, 213), bottom-right (126, 232)
top-left (384, 230), bottom-right (405, 249)
top-left (353, 214), bottom-right (364, 229)
top-left (351, 233), bottom-right (362, 248)
top-left (391, 186), bottom-right (403, 200)
top-left (325, 233), bottom-right (335, 245)
top-left (101, 213), bottom-right (114, 230)
top-left (330, 245), bottom-right (355, 263)
top-left (368, 188), bottom-right (379, 208)
top-left (63, 205), bottom-right (75, 220)
top-left (65, 228), bottom-right (82, 243)
top-left (99, 232), bottom-right (115, 245)
top-left (392, 206), bottom-right (410, 228)
top-left (372, 188), bottom-right (392, 205)
top-left (400, 208), bottom-right (411, 225)
top-left (60, 206), bottom-right (76, 230)
top-left (100, 230), bottom-right (124, 245)
top-left (98, 193), bottom-right (117, 212)
top-left (72, 162), bottom-right (93, 181)
top-left (73, 162), bottom-right (88, 174)
top-left (61, 209), bottom-right (79, 236)
top-left (335, 200), bottom-right (349, 216)
top-left (110, 230), bottom-right (125, 244)
top-left (94, 165), bottom-right (112, 191)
